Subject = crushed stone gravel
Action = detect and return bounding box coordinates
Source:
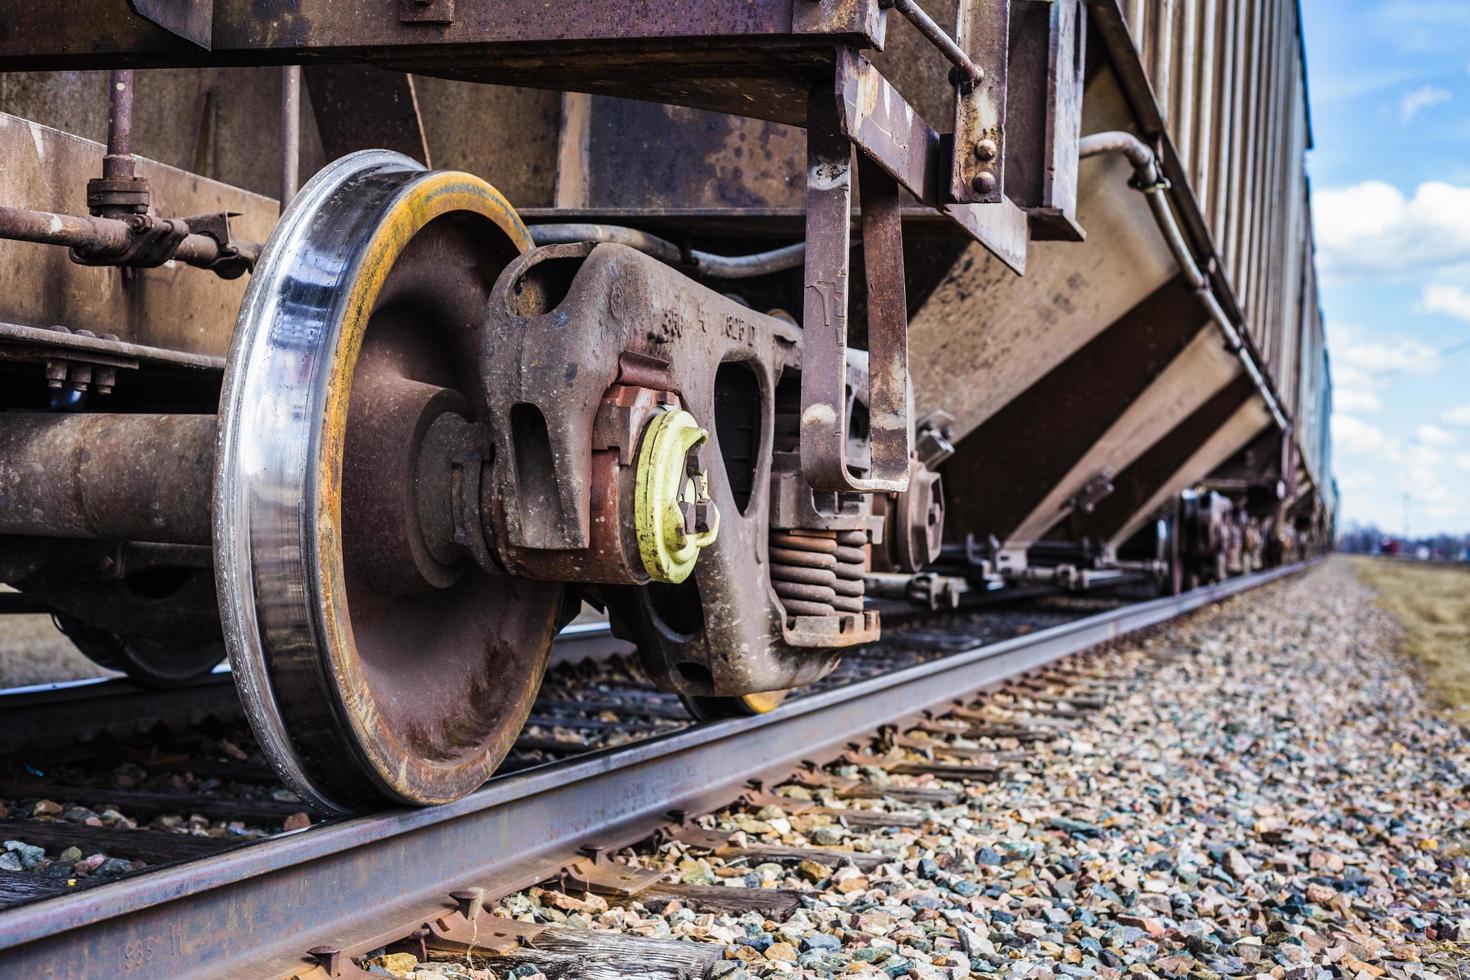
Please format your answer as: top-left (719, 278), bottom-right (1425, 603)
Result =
top-left (383, 560), bottom-right (1468, 980)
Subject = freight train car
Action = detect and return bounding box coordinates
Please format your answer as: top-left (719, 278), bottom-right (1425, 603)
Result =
top-left (0, 0), bottom-right (1331, 811)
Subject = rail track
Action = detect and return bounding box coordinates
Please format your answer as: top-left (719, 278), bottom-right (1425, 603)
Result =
top-left (0, 620), bottom-right (639, 755)
top-left (0, 562), bottom-right (1304, 977)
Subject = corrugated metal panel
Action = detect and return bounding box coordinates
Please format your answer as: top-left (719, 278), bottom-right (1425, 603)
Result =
top-left (1111, 0), bottom-right (1327, 495)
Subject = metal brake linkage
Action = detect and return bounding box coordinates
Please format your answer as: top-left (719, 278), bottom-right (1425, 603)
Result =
top-left (879, 0), bottom-right (984, 89)
top-left (528, 224), bottom-right (807, 280)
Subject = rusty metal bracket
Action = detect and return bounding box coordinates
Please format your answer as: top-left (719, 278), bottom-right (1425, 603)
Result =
top-left (1068, 470), bottom-right (1115, 515)
top-left (800, 73), bottom-right (911, 494)
top-left (422, 890), bottom-right (547, 955)
top-left (661, 822), bottom-right (734, 850)
top-left (558, 856), bottom-right (669, 898)
top-left (288, 946), bottom-right (378, 980)
top-left (179, 211), bottom-right (254, 279)
top-left (835, 49), bottom-right (939, 201)
top-left (742, 788), bottom-right (815, 814)
top-left (69, 213), bottom-right (189, 269)
top-left (949, 0), bottom-right (1009, 203)
top-left (791, 766), bottom-right (861, 793)
top-left (830, 48), bottom-right (1028, 272)
top-left (1005, 0), bottom-right (1086, 240)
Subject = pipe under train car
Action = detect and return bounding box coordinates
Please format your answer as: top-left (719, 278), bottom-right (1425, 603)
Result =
top-left (0, 0), bottom-right (1333, 811)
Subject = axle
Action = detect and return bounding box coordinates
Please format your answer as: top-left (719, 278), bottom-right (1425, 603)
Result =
top-left (0, 412), bottom-right (215, 544)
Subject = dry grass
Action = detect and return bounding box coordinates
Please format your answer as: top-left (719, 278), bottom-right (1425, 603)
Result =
top-left (1353, 555), bottom-right (1470, 729)
top-left (0, 614), bottom-right (114, 687)
top-left (0, 584), bottom-right (114, 687)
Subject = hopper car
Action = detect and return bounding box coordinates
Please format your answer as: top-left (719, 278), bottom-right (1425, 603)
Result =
top-left (0, 0), bottom-right (1333, 812)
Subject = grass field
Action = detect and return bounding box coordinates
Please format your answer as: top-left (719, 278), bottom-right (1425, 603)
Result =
top-left (1354, 556), bottom-right (1470, 729)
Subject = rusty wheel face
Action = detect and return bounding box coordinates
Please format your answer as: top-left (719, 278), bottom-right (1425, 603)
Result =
top-left (216, 151), bottom-right (563, 813)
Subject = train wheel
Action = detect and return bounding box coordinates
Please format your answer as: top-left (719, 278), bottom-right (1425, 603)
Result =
top-left (215, 151), bottom-right (563, 813)
top-left (682, 689), bottom-right (789, 720)
top-left (54, 615), bottom-right (223, 688)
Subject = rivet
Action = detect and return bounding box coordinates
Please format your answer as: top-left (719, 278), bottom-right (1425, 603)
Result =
top-left (973, 139), bottom-right (998, 161)
top-left (971, 172), bottom-right (997, 195)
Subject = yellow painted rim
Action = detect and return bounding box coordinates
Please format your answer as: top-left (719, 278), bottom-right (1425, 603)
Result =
top-left (738, 690), bottom-right (788, 714)
top-left (315, 170), bottom-right (532, 802)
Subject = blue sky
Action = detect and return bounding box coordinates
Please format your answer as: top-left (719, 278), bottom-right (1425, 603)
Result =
top-left (1300, 0), bottom-right (1470, 535)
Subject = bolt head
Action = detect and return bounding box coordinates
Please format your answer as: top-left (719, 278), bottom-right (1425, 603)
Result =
top-left (971, 172), bottom-right (998, 195)
top-left (973, 139), bottom-right (998, 161)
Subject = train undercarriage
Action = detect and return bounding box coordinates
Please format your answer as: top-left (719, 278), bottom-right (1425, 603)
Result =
top-left (0, 0), bottom-right (1333, 811)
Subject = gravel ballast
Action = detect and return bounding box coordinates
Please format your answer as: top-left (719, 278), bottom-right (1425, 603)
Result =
top-left (390, 560), bottom-right (1470, 980)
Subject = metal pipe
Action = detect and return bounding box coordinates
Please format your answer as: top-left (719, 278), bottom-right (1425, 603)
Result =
top-left (1078, 131), bottom-right (1161, 187)
top-left (0, 205), bottom-right (132, 254)
top-left (280, 66), bottom-right (301, 205)
top-left (1078, 131), bottom-right (1288, 432)
top-left (0, 413), bottom-right (216, 544)
top-left (528, 223), bottom-right (807, 279)
top-left (86, 69), bottom-right (152, 221)
top-left (0, 204), bottom-right (259, 272)
top-left (883, 0), bottom-right (984, 87)
top-left (103, 69), bottom-right (136, 183)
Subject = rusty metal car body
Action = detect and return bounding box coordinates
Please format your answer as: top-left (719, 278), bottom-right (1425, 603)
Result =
top-left (0, 0), bottom-right (1333, 809)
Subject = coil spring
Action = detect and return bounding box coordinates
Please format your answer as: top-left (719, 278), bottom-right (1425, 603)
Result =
top-left (769, 529), bottom-right (867, 618)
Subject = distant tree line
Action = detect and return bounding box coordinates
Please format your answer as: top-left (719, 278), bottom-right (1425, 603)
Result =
top-left (1338, 524), bottom-right (1470, 562)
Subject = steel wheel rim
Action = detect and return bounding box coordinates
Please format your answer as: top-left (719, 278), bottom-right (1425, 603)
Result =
top-left (216, 150), bottom-right (561, 812)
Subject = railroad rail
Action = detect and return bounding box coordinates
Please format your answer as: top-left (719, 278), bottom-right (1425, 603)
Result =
top-left (0, 562), bottom-right (1304, 977)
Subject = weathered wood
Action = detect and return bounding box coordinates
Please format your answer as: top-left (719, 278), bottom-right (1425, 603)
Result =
top-left (525, 715), bottom-right (647, 734)
top-left (638, 883), bottom-right (803, 920)
top-left (0, 781), bottom-right (303, 823)
top-left (718, 844), bottom-right (887, 870)
top-left (942, 709), bottom-right (1065, 740)
top-left (849, 759), bottom-right (1001, 783)
top-left (893, 734), bottom-right (1001, 762)
top-left (0, 818), bottom-right (237, 863)
top-left (513, 736), bottom-right (594, 755)
top-left (0, 869), bottom-right (84, 905)
top-left (536, 697), bottom-right (692, 722)
top-left (124, 755), bottom-right (282, 784)
top-left (837, 784), bottom-right (965, 806)
top-left (488, 926), bottom-right (724, 980)
top-left (808, 807), bottom-right (926, 829)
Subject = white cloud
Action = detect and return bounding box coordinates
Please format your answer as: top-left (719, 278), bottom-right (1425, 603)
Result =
top-left (1416, 424), bottom-right (1457, 446)
top-left (1422, 283), bottom-right (1470, 323)
top-left (1322, 323), bottom-right (1441, 417)
top-left (1400, 85), bottom-right (1451, 123)
top-left (1442, 404), bottom-right (1470, 426)
top-left (1332, 409), bottom-right (1469, 532)
top-left (1373, 3), bottom-right (1470, 56)
top-left (1313, 181), bottom-right (1470, 278)
top-left (1312, 67), bottom-right (1421, 106)
top-left (1332, 414), bottom-right (1389, 455)
top-left (1331, 325), bottom-right (1439, 376)
top-left (1335, 387), bottom-right (1383, 413)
